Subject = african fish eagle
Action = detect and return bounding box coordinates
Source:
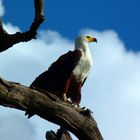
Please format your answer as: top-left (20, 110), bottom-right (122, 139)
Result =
top-left (30, 35), bottom-right (97, 107)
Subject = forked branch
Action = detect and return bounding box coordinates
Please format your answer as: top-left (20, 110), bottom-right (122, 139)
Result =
top-left (0, 0), bottom-right (45, 52)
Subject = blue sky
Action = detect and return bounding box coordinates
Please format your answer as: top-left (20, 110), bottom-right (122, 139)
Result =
top-left (3, 0), bottom-right (140, 51)
top-left (0, 0), bottom-right (140, 140)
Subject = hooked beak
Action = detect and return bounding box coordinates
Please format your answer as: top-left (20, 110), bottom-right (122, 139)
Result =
top-left (87, 36), bottom-right (97, 43)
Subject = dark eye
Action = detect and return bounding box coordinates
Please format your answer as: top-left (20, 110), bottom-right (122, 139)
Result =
top-left (86, 36), bottom-right (90, 38)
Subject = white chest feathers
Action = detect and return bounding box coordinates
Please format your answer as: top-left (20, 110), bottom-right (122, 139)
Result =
top-left (73, 49), bottom-right (93, 82)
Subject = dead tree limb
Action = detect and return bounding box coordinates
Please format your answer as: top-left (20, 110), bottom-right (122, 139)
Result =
top-left (34, 0), bottom-right (45, 21)
top-left (0, 0), bottom-right (45, 53)
top-left (0, 77), bottom-right (103, 140)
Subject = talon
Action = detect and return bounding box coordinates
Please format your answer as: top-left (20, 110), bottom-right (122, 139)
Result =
top-left (81, 106), bottom-right (86, 110)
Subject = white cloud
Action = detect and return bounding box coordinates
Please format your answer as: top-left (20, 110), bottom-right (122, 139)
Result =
top-left (0, 24), bottom-right (140, 140)
top-left (80, 29), bottom-right (140, 140)
top-left (3, 23), bottom-right (20, 33)
top-left (0, 0), bottom-right (5, 16)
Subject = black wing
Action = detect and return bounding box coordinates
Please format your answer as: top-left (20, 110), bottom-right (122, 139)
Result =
top-left (30, 50), bottom-right (82, 93)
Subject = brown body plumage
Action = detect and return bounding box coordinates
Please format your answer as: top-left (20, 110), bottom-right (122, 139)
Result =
top-left (30, 50), bottom-right (82, 104)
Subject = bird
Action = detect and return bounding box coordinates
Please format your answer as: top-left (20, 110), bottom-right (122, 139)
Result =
top-left (25, 35), bottom-right (97, 118)
top-left (30, 35), bottom-right (97, 107)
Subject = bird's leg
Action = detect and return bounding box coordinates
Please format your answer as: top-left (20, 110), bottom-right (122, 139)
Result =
top-left (62, 78), bottom-right (72, 103)
top-left (77, 103), bottom-right (80, 108)
top-left (63, 93), bottom-right (67, 101)
top-left (62, 93), bottom-right (72, 103)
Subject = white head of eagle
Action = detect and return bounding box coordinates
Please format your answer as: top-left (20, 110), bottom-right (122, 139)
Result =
top-left (30, 35), bottom-right (97, 107)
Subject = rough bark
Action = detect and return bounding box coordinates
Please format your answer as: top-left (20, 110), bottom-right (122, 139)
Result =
top-left (0, 0), bottom-right (45, 53)
top-left (0, 77), bottom-right (103, 140)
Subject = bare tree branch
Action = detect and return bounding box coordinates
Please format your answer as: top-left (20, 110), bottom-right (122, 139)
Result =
top-left (34, 0), bottom-right (45, 21)
top-left (0, 0), bottom-right (45, 53)
top-left (0, 77), bottom-right (103, 140)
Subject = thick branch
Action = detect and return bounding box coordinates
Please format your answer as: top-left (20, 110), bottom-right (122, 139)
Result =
top-left (0, 0), bottom-right (45, 53)
top-left (0, 77), bottom-right (103, 140)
